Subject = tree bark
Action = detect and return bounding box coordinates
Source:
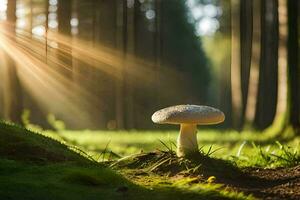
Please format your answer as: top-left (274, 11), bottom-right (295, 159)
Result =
top-left (218, 0), bottom-right (232, 128)
top-left (240, 0), bottom-right (253, 128)
top-left (254, 0), bottom-right (279, 130)
top-left (0, 51), bottom-right (4, 118)
top-left (154, 0), bottom-right (162, 95)
top-left (286, 0), bottom-right (300, 131)
top-left (274, 0), bottom-right (288, 123)
top-left (57, 0), bottom-right (72, 78)
top-left (230, 0), bottom-right (243, 130)
top-left (245, 0), bottom-right (261, 125)
top-left (115, 0), bottom-right (125, 129)
top-left (123, 0), bottom-right (135, 129)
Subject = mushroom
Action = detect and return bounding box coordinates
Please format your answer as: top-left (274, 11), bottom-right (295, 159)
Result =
top-left (151, 105), bottom-right (225, 157)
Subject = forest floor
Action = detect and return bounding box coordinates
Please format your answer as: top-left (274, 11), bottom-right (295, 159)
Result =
top-left (1, 121), bottom-right (300, 199)
top-left (110, 150), bottom-right (300, 200)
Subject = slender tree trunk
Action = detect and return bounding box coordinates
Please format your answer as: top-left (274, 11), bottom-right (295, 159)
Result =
top-left (57, 0), bottom-right (72, 79)
top-left (115, 0), bottom-right (125, 129)
top-left (274, 0), bottom-right (288, 123)
top-left (92, 0), bottom-right (119, 129)
top-left (123, 0), bottom-right (135, 129)
top-left (240, 0), bottom-right (253, 128)
top-left (286, 0), bottom-right (300, 131)
top-left (3, 0), bottom-right (23, 124)
top-left (218, 1), bottom-right (232, 128)
top-left (245, 0), bottom-right (261, 125)
top-left (70, 0), bottom-right (101, 128)
top-left (154, 0), bottom-right (162, 105)
top-left (254, 0), bottom-right (279, 130)
top-left (57, 0), bottom-right (72, 37)
top-left (45, 0), bottom-right (49, 59)
top-left (230, 0), bottom-right (243, 130)
top-left (0, 50), bottom-right (3, 118)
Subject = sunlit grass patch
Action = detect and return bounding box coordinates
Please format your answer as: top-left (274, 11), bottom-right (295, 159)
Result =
top-left (171, 177), bottom-right (253, 200)
top-left (118, 168), bottom-right (253, 200)
top-left (232, 141), bottom-right (300, 168)
top-left (45, 128), bottom-right (300, 169)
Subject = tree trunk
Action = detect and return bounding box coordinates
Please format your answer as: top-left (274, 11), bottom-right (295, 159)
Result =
top-left (154, 0), bottom-right (162, 101)
top-left (218, 0), bottom-right (232, 128)
top-left (286, 0), bottom-right (300, 131)
top-left (0, 51), bottom-right (4, 118)
top-left (245, 0), bottom-right (261, 125)
top-left (123, 1), bottom-right (135, 129)
top-left (240, 0), bottom-right (253, 128)
top-left (254, 0), bottom-right (279, 130)
top-left (115, 0), bottom-right (125, 129)
top-left (274, 0), bottom-right (288, 123)
top-left (230, 0), bottom-right (243, 130)
top-left (57, 0), bottom-right (72, 78)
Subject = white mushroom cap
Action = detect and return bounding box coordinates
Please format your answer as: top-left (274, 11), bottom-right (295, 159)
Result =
top-left (151, 105), bottom-right (225, 125)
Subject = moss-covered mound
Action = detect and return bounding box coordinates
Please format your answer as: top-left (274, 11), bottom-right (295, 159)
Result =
top-left (110, 150), bottom-right (245, 181)
top-left (0, 122), bottom-right (134, 199)
top-left (0, 122), bottom-right (90, 164)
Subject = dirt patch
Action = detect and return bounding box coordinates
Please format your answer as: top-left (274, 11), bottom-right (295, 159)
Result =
top-left (112, 151), bottom-right (300, 200)
top-left (235, 166), bottom-right (300, 200)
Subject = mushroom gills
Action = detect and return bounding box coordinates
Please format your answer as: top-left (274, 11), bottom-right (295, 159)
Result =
top-left (177, 124), bottom-right (198, 157)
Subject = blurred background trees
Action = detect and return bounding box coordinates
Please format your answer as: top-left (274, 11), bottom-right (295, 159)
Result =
top-left (0, 0), bottom-right (299, 133)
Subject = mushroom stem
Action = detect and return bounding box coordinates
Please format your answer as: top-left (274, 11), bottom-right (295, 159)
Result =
top-left (177, 124), bottom-right (198, 157)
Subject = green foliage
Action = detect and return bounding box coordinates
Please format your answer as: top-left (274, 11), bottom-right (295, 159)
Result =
top-left (232, 141), bottom-right (300, 168)
top-left (47, 114), bottom-right (66, 132)
top-left (202, 34), bottom-right (231, 104)
top-left (21, 109), bottom-right (31, 125)
top-left (21, 109), bottom-right (44, 133)
top-left (161, 0), bottom-right (211, 103)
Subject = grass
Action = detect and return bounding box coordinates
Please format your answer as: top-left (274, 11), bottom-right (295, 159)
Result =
top-left (0, 121), bottom-right (252, 200)
top-left (231, 140), bottom-right (300, 168)
top-left (43, 127), bottom-right (300, 168)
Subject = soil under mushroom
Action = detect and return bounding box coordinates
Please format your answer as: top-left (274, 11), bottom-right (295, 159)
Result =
top-left (110, 151), bottom-right (300, 200)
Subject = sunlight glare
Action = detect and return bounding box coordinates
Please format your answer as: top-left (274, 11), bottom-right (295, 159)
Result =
top-left (145, 9), bottom-right (155, 20)
top-left (48, 20), bottom-right (58, 29)
top-left (32, 25), bottom-right (45, 36)
top-left (197, 17), bottom-right (219, 36)
top-left (16, 7), bottom-right (27, 18)
top-left (49, 0), bottom-right (58, 6)
top-left (70, 18), bottom-right (78, 27)
top-left (49, 5), bottom-right (57, 12)
top-left (0, 0), bottom-right (7, 21)
top-left (203, 4), bottom-right (218, 18)
top-left (0, 0), bottom-right (7, 12)
top-left (16, 19), bottom-right (27, 29)
top-left (49, 41), bottom-right (58, 48)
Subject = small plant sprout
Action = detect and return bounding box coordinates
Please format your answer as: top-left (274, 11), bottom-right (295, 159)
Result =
top-left (152, 105), bottom-right (225, 157)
